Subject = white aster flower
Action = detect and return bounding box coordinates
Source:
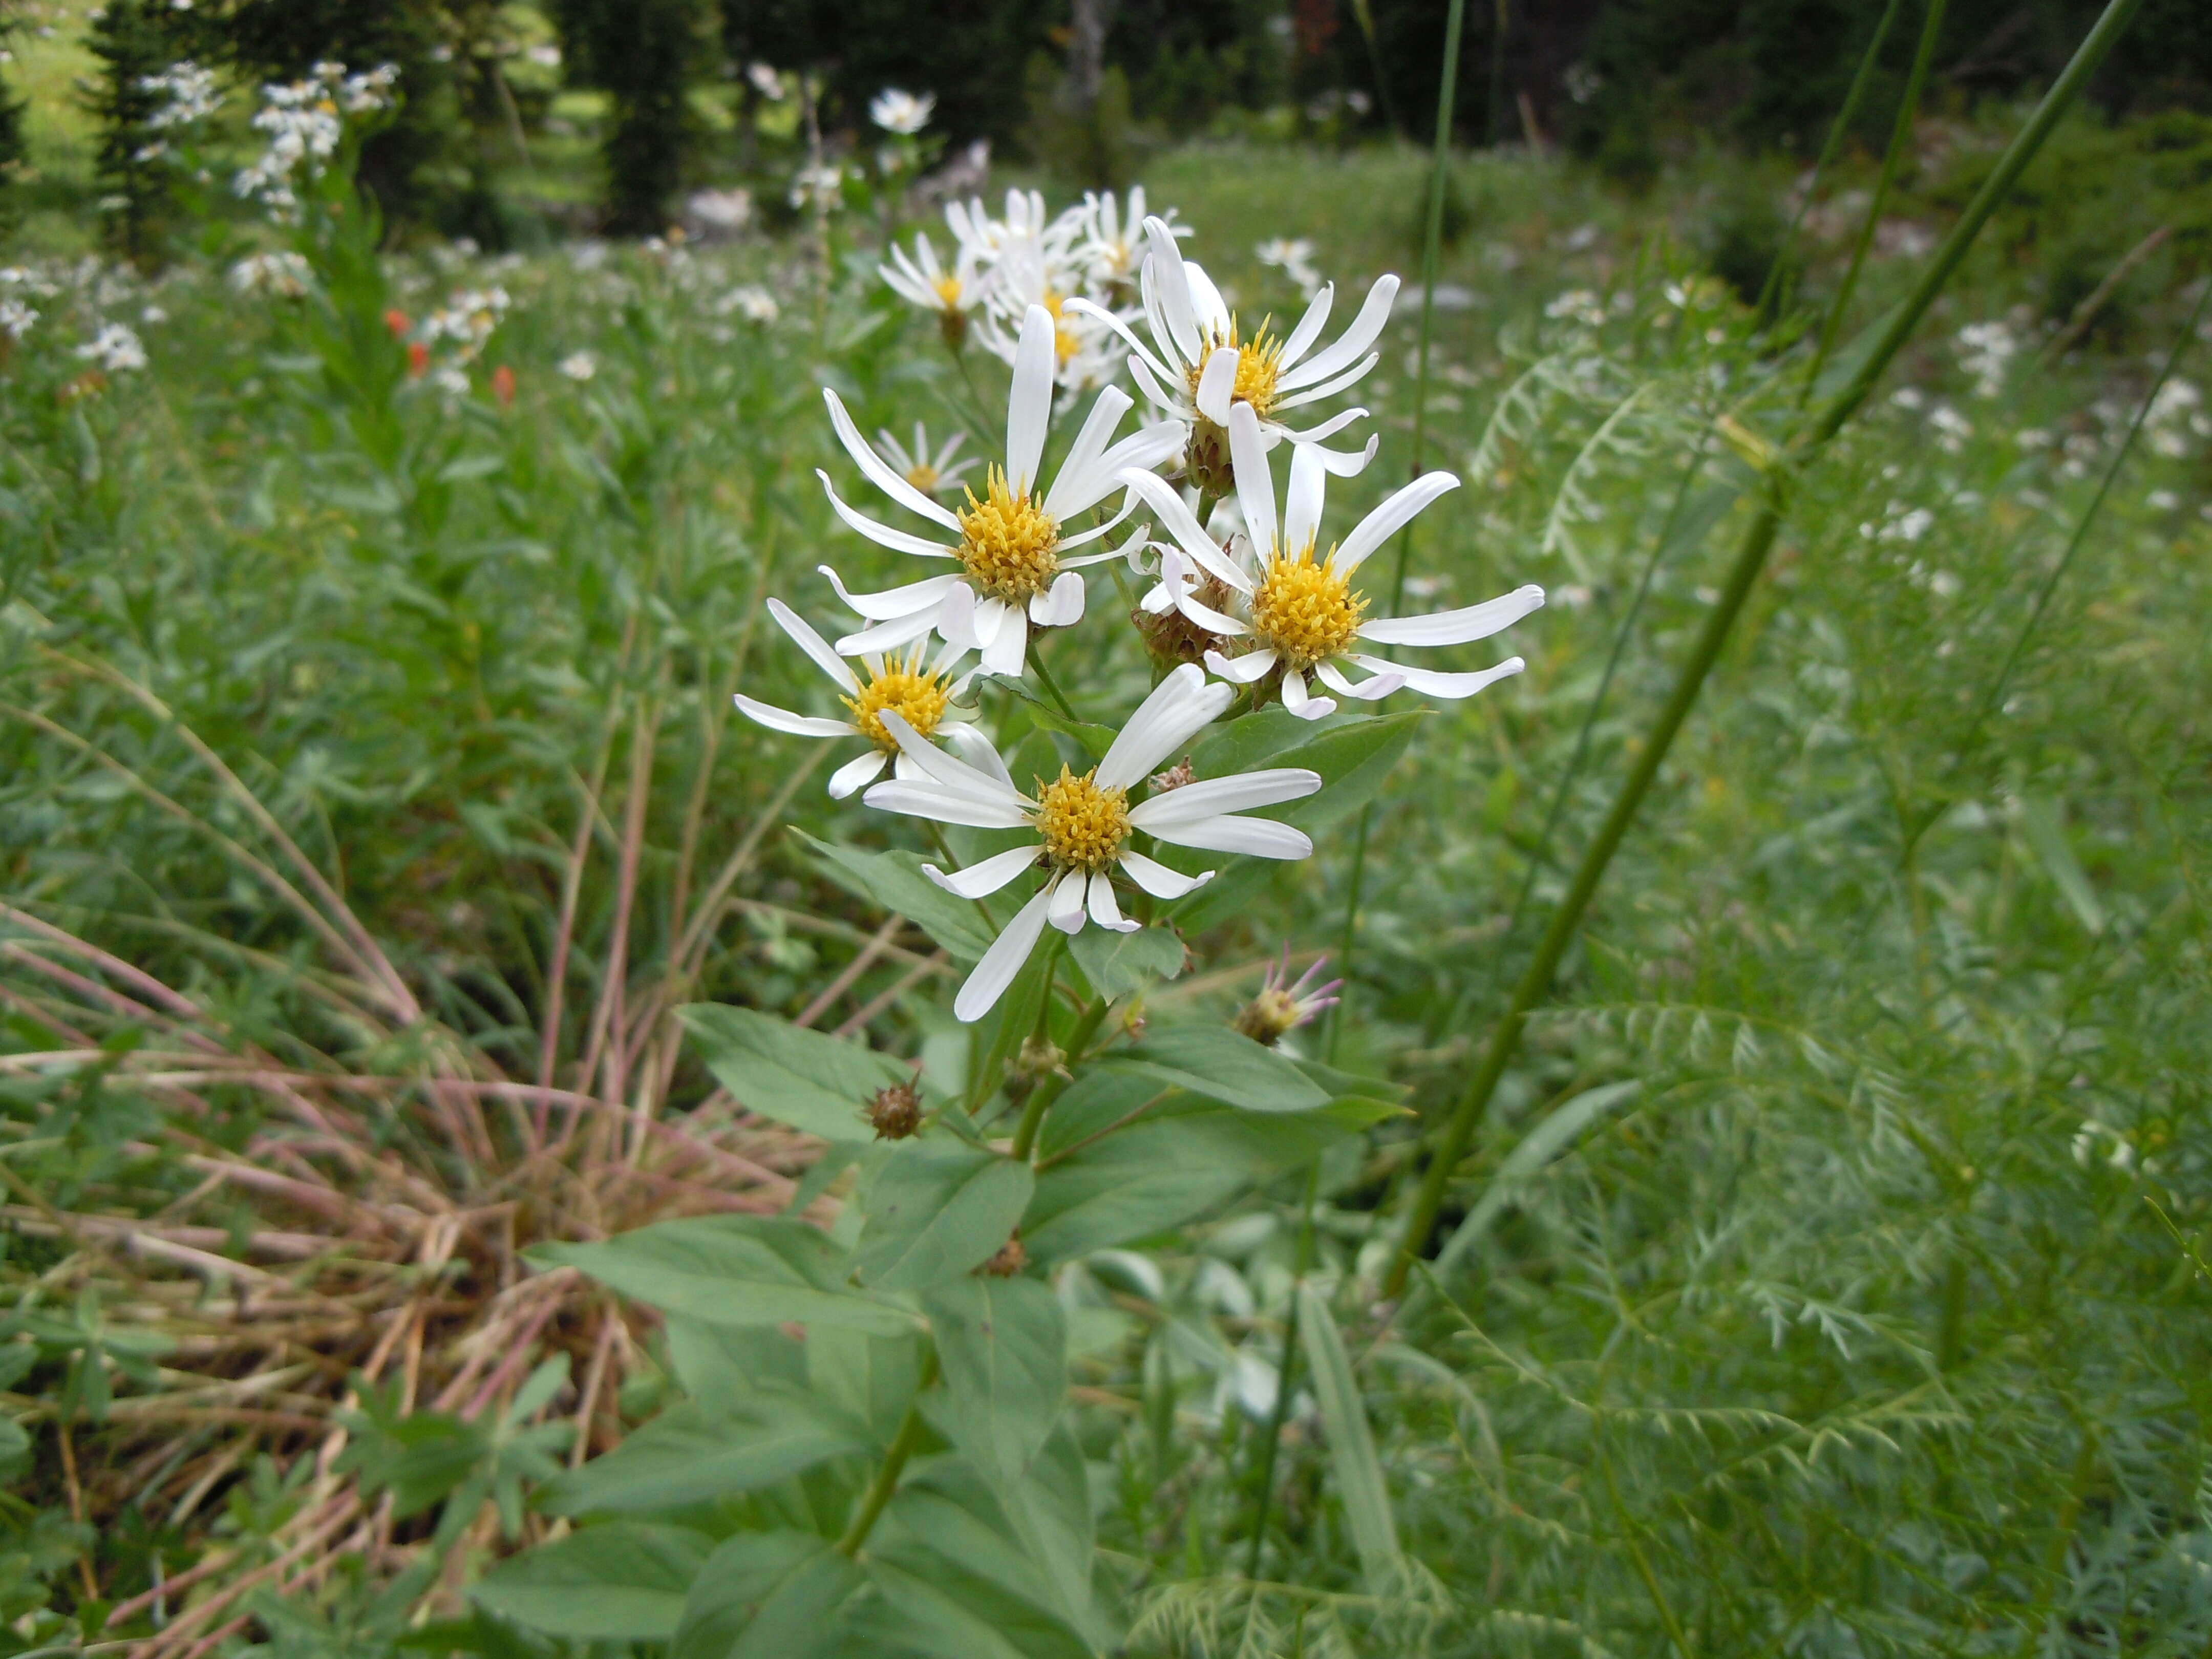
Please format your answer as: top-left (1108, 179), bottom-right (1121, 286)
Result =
top-left (1256, 237), bottom-right (1322, 299)
top-left (873, 421), bottom-right (977, 497)
top-left (76, 322), bottom-right (146, 372)
top-left (945, 187), bottom-right (1069, 271)
top-left (880, 233), bottom-right (984, 339)
top-left (1072, 186), bottom-right (1183, 290)
top-left (228, 249), bottom-right (313, 297)
top-left (0, 298), bottom-right (36, 341)
top-left (870, 87), bottom-right (934, 135)
top-left (862, 663), bottom-right (1321, 1020)
top-left (977, 231), bottom-right (1126, 392)
top-left (1124, 402), bottom-right (1544, 720)
top-left (816, 302), bottom-right (1182, 678)
top-left (1070, 216), bottom-right (1394, 489)
top-left (734, 599), bottom-right (988, 799)
top-left (558, 350), bottom-right (597, 381)
top-left (718, 284), bottom-right (779, 324)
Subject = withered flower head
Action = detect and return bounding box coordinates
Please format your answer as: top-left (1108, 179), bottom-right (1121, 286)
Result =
top-left (865, 1080), bottom-right (924, 1140)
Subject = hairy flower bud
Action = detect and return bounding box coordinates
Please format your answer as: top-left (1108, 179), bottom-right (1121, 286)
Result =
top-left (1231, 949), bottom-right (1342, 1047)
top-left (866, 1080), bottom-right (923, 1140)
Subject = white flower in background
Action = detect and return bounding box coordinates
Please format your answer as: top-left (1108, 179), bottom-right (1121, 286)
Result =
top-left (140, 60), bottom-right (221, 129)
top-left (718, 284), bottom-right (779, 324)
top-left (233, 62), bottom-right (397, 219)
top-left (817, 304), bottom-right (1181, 677)
top-left (228, 250), bottom-right (313, 297)
top-left (2147, 377), bottom-right (2201, 459)
top-left (870, 88), bottom-right (935, 135)
top-left (1544, 288), bottom-right (1607, 328)
top-left (1256, 237), bottom-right (1322, 299)
top-left (873, 422), bottom-right (977, 497)
top-left (1069, 217), bottom-right (1395, 485)
top-left (977, 231), bottom-right (1126, 392)
top-left (879, 233), bottom-right (984, 334)
top-left (945, 187), bottom-right (1065, 270)
top-left (861, 663), bottom-right (1321, 1019)
top-left (1929, 403), bottom-right (1973, 453)
top-left (1072, 186), bottom-right (1182, 290)
top-left (789, 163), bottom-right (847, 214)
top-left (734, 599), bottom-right (990, 799)
top-left (432, 366), bottom-right (470, 395)
top-left (1125, 403), bottom-right (1543, 720)
top-left (558, 350), bottom-right (597, 381)
top-left (421, 286), bottom-right (509, 361)
top-left (0, 299), bottom-right (37, 340)
top-left (1954, 319), bottom-right (2019, 399)
top-left (76, 323), bottom-right (146, 372)
top-left (747, 62), bottom-right (788, 100)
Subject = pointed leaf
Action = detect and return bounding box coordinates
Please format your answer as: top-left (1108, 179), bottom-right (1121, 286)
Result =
top-left (795, 827), bottom-right (997, 961)
top-left (1066, 925), bottom-right (1185, 1001)
top-left (678, 1004), bottom-right (912, 1141)
top-left (1114, 1025), bottom-right (1328, 1112)
top-left (918, 1278), bottom-right (1066, 1488)
top-left (471, 1522), bottom-right (713, 1640)
top-left (856, 1143), bottom-right (1035, 1292)
top-left (1296, 1280), bottom-right (1400, 1591)
top-left (672, 1531), bottom-right (866, 1659)
top-left (539, 1395), bottom-right (871, 1516)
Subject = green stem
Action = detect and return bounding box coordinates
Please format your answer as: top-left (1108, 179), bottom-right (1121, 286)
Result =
top-left (1009, 981), bottom-right (1105, 1164)
top-left (1383, 0), bottom-right (2150, 1301)
top-left (1754, 0), bottom-right (1907, 322)
top-left (1243, 1160), bottom-right (1322, 1586)
top-left (1029, 647), bottom-right (1079, 721)
top-left (1801, 0), bottom-right (1951, 403)
top-left (837, 1344), bottom-right (940, 1557)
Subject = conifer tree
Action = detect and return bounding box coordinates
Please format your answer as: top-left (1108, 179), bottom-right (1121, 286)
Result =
top-left (553, 0), bottom-right (703, 236)
top-left (82, 0), bottom-right (189, 266)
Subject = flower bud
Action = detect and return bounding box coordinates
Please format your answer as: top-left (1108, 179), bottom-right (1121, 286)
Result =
top-left (1232, 949), bottom-right (1342, 1047)
top-left (865, 1080), bottom-right (923, 1140)
top-left (980, 1233), bottom-right (1028, 1277)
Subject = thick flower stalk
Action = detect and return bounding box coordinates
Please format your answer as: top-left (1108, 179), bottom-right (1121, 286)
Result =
top-left (817, 304), bottom-right (1181, 677)
top-left (862, 664), bottom-right (1322, 1020)
top-left (1070, 216), bottom-right (1397, 487)
top-left (733, 600), bottom-right (989, 799)
top-left (1124, 403), bottom-right (1546, 719)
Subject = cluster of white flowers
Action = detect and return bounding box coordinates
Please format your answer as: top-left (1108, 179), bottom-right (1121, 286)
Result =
top-left (420, 286), bottom-right (510, 360)
top-left (869, 88), bottom-right (934, 136)
top-left (233, 61), bottom-right (398, 219)
top-left (789, 163), bottom-right (850, 214)
top-left (715, 284), bottom-right (779, 324)
top-left (1544, 288), bottom-right (1610, 328)
top-left (1954, 318), bottom-right (2021, 399)
top-left (2145, 376), bottom-right (2205, 459)
top-left (75, 323), bottom-right (147, 373)
top-left (0, 299), bottom-right (36, 341)
top-left (228, 250), bottom-right (314, 298)
top-left (749, 211), bottom-right (1542, 1020)
top-left (141, 59), bottom-right (222, 131)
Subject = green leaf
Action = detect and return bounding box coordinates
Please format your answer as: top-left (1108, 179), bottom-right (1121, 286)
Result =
top-left (1066, 925), bottom-right (1185, 1002)
top-left (794, 827), bottom-right (999, 962)
top-left (1035, 1068), bottom-right (1165, 1161)
top-left (2020, 795), bottom-right (2108, 934)
top-left (982, 674), bottom-right (1117, 759)
top-left (1114, 1025), bottom-right (1329, 1113)
top-left (1296, 1281), bottom-right (1401, 1592)
top-left (538, 1396), bottom-right (871, 1516)
top-left (1432, 1079), bottom-right (1644, 1277)
top-left (1291, 1056), bottom-right (1411, 1105)
top-left (1022, 1098), bottom-right (1396, 1264)
top-left (671, 1531), bottom-right (867, 1659)
top-left (530, 1215), bottom-right (913, 1336)
top-left (856, 1143), bottom-right (1035, 1291)
top-left (918, 1278), bottom-right (1067, 1488)
top-left (470, 1522), bottom-right (712, 1640)
top-left (855, 1556), bottom-right (1093, 1659)
top-left (676, 1004), bottom-right (910, 1142)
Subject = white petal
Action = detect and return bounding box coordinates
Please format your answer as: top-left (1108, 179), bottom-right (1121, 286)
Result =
top-left (765, 598), bottom-right (863, 692)
top-left (1280, 668), bottom-right (1335, 721)
top-left (1120, 471), bottom-right (1252, 593)
top-left (864, 779), bottom-right (1032, 830)
top-left (1042, 569), bottom-right (1084, 627)
top-left (1280, 441), bottom-right (1328, 559)
top-left (982, 606), bottom-right (1028, 676)
top-left (876, 709), bottom-right (1026, 805)
top-left (1272, 353), bottom-right (1381, 412)
top-left (954, 881), bottom-right (1056, 1022)
top-left (1047, 867), bottom-right (1089, 934)
top-left (1006, 305), bottom-right (1056, 497)
top-left (938, 582), bottom-right (981, 648)
top-left (1126, 351), bottom-right (1180, 414)
top-left (1313, 658), bottom-right (1403, 701)
top-left (1144, 217), bottom-right (1201, 365)
top-left (1268, 407), bottom-right (1367, 448)
top-left (1064, 421), bottom-right (1185, 514)
top-left (1096, 662), bottom-right (1233, 790)
top-left (823, 388), bottom-right (962, 530)
top-left (1144, 815), bottom-right (1314, 859)
top-left (1173, 589), bottom-right (1249, 637)
top-left (819, 564), bottom-right (962, 623)
top-left (1350, 653), bottom-right (1527, 699)
top-left (1277, 281), bottom-right (1335, 370)
top-left (1183, 260), bottom-right (1231, 336)
top-left (827, 749), bottom-right (889, 798)
top-left (1333, 472), bottom-right (1460, 575)
top-left (925, 844), bottom-right (1041, 898)
top-left (1228, 404), bottom-right (1277, 558)
top-left (938, 720), bottom-right (1014, 789)
top-left (1041, 385), bottom-right (1134, 519)
top-left (836, 610), bottom-right (944, 655)
top-left (1204, 646), bottom-right (1278, 685)
top-left (817, 472), bottom-right (960, 559)
top-left (1121, 849), bottom-right (1214, 899)
top-left (1129, 768), bottom-right (1322, 828)
top-left (1356, 583), bottom-right (1546, 646)
top-left (1312, 435), bottom-right (1381, 478)
top-left (1278, 273), bottom-right (1398, 390)
top-left (732, 694), bottom-right (853, 739)
top-left (1086, 870), bottom-right (1141, 932)
top-left (1196, 346), bottom-right (1238, 424)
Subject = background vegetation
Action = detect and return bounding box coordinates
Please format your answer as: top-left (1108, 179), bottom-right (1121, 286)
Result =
top-left (2, 0), bottom-right (2210, 1654)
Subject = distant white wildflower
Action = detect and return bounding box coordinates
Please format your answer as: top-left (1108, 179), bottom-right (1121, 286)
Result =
top-left (432, 366), bottom-right (470, 395)
top-left (229, 250), bottom-right (314, 297)
top-left (870, 88), bottom-right (934, 135)
top-left (871, 421), bottom-right (976, 497)
top-left (0, 298), bottom-right (36, 340)
top-left (2147, 489), bottom-right (2180, 512)
top-left (1929, 404), bottom-right (1973, 453)
top-left (76, 323), bottom-right (147, 372)
top-left (558, 350), bottom-right (597, 382)
top-left (1890, 386), bottom-right (1926, 411)
top-left (719, 285), bottom-right (779, 324)
top-left (140, 60), bottom-right (221, 129)
top-left (789, 164), bottom-right (847, 214)
top-left (422, 286), bottom-right (509, 359)
top-left (2146, 377), bottom-right (2201, 459)
top-left (1544, 288), bottom-right (1607, 328)
top-left (1953, 319), bottom-right (2019, 399)
top-left (233, 61), bottom-right (398, 219)
top-left (1256, 236), bottom-right (1322, 298)
top-left (747, 62), bottom-right (787, 100)
top-left (525, 43), bottom-right (562, 70)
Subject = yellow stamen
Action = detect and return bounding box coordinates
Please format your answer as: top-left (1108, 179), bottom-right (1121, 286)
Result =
top-left (955, 466), bottom-right (1060, 602)
top-left (903, 462), bottom-right (940, 494)
top-left (1250, 539), bottom-right (1366, 671)
top-left (932, 275), bottom-right (963, 310)
top-left (1032, 765), bottom-right (1130, 874)
top-left (842, 650), bottom-right (952, 753)
top-left (1184, 316), bottom-right (1286, 418)
top-left (1041, 291), bottom-right (1081, 366)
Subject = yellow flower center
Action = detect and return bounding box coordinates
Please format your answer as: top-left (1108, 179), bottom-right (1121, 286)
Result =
top-left (1250, 540), bottom-right (1366, 672)
top-left (903, 461), bottom-right (940, 494)
top-left (1042, 290), bottom-right (1079, 366)
top-left (932, 274), bottom-right (963, 310)
top-left (1032, 765), bottom-right (1130, 874)
top-left (1185, 318), bottom-right (1285, 418)
top-left (955, 467), bottom-right (1060, 602)
top-left (842, 652), bottom-right (951, 753)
